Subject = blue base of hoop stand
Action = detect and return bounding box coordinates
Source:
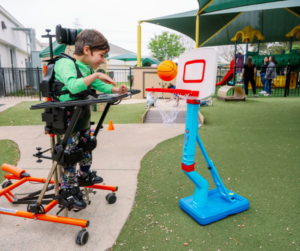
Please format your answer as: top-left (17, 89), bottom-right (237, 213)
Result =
top-left (180, 188), bottom-right (249, 225)
top-left (180, 101), bottom-right (249, 225)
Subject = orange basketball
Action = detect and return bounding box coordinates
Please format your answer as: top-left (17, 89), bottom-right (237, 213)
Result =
top-left (157, 60), bottom-right (178, 81)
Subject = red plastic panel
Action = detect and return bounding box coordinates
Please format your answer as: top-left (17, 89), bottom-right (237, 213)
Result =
top-left (146, 88), bottom-right (199, 97)
top-left (183, 60), bottom-right (206, 83)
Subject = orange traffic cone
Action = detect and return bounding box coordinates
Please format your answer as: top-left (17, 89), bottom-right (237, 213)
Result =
top-left (108, 120), bottom-right (114, 131)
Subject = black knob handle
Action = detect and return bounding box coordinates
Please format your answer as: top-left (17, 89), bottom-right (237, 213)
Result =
top-left (36, 147), bottom-right (42, 151)
top-left (45, 29), bottom-right (51, 33)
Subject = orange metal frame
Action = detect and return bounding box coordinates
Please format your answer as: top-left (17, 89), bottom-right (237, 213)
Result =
top-left (0, 163), bottom-right (117, 228)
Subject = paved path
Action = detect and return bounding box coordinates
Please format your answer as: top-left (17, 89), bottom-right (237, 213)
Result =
top-left (0, 123), bottom-right (185, 251)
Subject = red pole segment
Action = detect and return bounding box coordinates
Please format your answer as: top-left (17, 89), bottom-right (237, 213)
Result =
top-left (0, 209), bottom-right (89, 228)
top-left (0, 179), bottom-right (27, 197)
top-left (44, 200), bottom-right (58, 213)
top-left (3, 193), bottom-right (13, 203)
top-left (89, 184), bottom-right (118, 192)
top-left (7, 191), bottom-right (14, 198)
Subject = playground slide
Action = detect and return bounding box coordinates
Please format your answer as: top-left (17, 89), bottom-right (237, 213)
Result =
top-left (216, 59), bottom-right (235, 86)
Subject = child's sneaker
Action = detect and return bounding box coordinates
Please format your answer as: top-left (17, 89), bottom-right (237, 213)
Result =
top-left (259, 91), bottom-right (266, 94)
top-left (77, 170), bottom-right (103, 185)
top-left (207, 97), bottom-right (213, 106)
top-left (253, 95), bottom-right (259, 98)
top-left (57, 187), bottom-right (87, 211)
top-left (245, 95), bottom-right (248, 98)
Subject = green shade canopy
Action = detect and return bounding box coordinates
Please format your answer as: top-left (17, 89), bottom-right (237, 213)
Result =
top-left (134, 57), bottom-right (161, 67)
top-left (197, 0), bottom-right (285, 13)
top-left (108, 53), bottom-right (143, 61)
top-left (143, 0), bottom-right (300, 47)
top-left (39, 40), bottom-right (65, 58)
top-left (142, 57), bottom-right (161, 66)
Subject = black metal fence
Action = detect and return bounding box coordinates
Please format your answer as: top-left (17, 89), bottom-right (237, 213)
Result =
top-left (106, 68), bottom-right (134, 89)
top-left (1, 65), bottom-right (299, 99)
top-left (215, 64), bottom-right (300, 98)
top-left (0, 67), bottom-right (134, 99)
top-left (0, 68), bottom-right (43, 99)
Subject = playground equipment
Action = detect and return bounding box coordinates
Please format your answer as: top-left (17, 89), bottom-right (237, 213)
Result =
top-left (216, 53), bottom-right (243, 86)
top-left (217, 86), bottom-right (245, 101)
top-left (147, 48), bottom-right (249, 225)
top-left (231, 26), bottom-right (265, 86)
top-left (0, 25), bottom-right (140, 245)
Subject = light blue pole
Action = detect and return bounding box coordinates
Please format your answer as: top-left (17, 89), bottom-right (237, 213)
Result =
top-left (182, 102), bottom-right (209, 208)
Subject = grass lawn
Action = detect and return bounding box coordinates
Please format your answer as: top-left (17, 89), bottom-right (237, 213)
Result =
top-left (0, 101), bottom-right (146, 126)
top-left (113, 97), bottom-right (300, 251)
top-left (0, 140), bottom-right (20, 184)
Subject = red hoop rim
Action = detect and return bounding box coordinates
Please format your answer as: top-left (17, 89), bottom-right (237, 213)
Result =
top-left (145, 88), bottom-right (199, 97)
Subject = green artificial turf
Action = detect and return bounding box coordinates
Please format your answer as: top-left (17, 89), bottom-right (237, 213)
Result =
top-left (0, 101), bottom-right (146, 126)
top-left (0, 140), bottom-right (20, 184)
top-left (113, 97), bottom-right (300, 251)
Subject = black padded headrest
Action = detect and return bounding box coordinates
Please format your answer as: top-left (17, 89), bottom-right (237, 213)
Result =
top-left (56, 24), bottom-right (77, 45)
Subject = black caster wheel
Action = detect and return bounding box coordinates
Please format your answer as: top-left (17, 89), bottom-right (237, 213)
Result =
top-left (1, 180), bottom-right (12, 189)
top-left (75, 229), bottom-right (89, 245)
top-left (106, 193), bottom-right (117, 204)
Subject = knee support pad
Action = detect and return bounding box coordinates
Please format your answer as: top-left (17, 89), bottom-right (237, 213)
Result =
top-left (78, 136), bottom-right (97, 152)
top-left (52, 145), bottom-right (84, 166)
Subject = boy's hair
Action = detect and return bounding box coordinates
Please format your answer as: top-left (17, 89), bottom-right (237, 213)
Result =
top-left (167, 83), bottom-right (174, 89)
top-left (74, 29), bottom-right (110, 55)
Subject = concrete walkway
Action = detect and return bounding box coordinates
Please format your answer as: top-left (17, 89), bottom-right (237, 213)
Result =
top-left (0, 123), bottom-right (185, 251)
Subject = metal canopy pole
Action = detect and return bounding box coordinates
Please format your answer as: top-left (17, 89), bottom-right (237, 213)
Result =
top-left (245, 39), bottom-right (249, 63)
top-left (137, 22), bottom-right (142, 67)
top-left (233, 41), bottom-right (237, 85)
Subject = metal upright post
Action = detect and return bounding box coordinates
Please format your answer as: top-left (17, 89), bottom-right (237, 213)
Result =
top-left (245, 39), bottom-right (249, 63)
top-left (284, 63), bottom-right (291, 97)
top-left (255, 40), bottom-right (261, 83)
top-left (233, 41), bottom-right (237, 85)
top-left (37, 67), bottom-right (41, 100)
top-left (289, 37), bottom-right (293, 53)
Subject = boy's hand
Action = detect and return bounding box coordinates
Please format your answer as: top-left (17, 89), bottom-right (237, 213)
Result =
top-left (117, 84), bottom-right (128, 94)
top-left (97, 73), bottom-right (116, 86)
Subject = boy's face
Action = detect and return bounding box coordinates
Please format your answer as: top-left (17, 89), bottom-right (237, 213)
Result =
top-left (84, 46), bottom-right (107, 69)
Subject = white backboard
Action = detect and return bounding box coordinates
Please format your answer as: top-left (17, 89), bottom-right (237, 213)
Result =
top-left (176, 48), bottom-right (218, 100)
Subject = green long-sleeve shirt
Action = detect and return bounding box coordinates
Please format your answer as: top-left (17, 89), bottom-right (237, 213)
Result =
top-left (54, 58), bottom-right (112, 101)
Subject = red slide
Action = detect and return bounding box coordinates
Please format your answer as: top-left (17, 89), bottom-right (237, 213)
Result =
top-left (216, 59), bottom-right (235, 86)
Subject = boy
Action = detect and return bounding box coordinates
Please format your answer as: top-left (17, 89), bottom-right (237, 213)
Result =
top-left (54, 29), bottom-right (128, 209)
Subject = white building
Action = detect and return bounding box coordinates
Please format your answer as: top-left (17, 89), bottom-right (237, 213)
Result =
top-left (108, 43), bottom-right (136, 70)
top-left (0, 5), bottom-right (46, 68)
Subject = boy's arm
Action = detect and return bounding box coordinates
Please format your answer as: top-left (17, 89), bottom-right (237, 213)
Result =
top-left (92, 79), bottom-right (128, 94)
top-left (54, 59), bottom-right (87, 94)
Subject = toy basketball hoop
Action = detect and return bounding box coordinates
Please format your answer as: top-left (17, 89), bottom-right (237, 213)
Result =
top-left (147, 48), bottom-right (249, 225)
top-left (148, 89), bottom-right (198, 127)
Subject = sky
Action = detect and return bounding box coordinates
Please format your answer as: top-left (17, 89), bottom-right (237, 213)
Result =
top-left (0, 0), bottom-right (199, 57)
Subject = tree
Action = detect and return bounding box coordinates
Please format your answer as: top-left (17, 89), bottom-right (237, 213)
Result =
top-left (218, 44), bottom-right (246, 63)
top-left (148, 31), bottom-right (186, 61)
top-left (180, 35), bottom-right (196, 52)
